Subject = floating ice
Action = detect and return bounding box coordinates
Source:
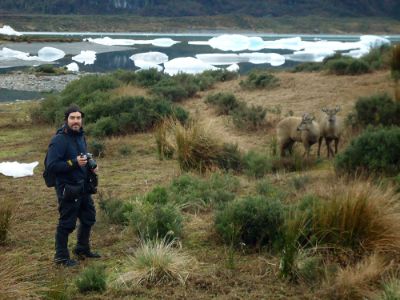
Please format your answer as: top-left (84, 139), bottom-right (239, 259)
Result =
top-left (209, 34), bottom-right (250, 52)
top-left (65, 62), bottom-right (79, 72)
top-left (195, 53), bottom-right (245, 65)
top-left (37, 47), bottom-right (65, 62)
top-left (0, 161), bottom-right (39, 178)
top-left (226, 64), bottom-right (239, 72)
top-left (164, 57), bottom-right (218, 75)
top-left (239, 53), bottom-right (286, 66)
top-left (285, 49), bottom-right (336, 63)
top-left (86, 37), bottom-right (179, 47)
top-left (72, 50), bottom-right (96, 65)
top-left (263, 37), bottom-right (305, 51)
top-left (134, 60), bottom-right (163, 71)
top-left (129, 52), bottom-right (168, 64)
top-left (0, 47), bottom-right (34, 61)
top-left (0, 25), bottom-right (22, 36)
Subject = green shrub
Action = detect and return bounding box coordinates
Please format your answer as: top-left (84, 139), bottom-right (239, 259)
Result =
top-left (75, 265), bottom-right (107, 293)
top-left (86, 116), bottom-right (119, 137)
top-left (354, 93), bottom-right (400, 127)
top-left (335, 127), bottom-right (400, 176)
top-left (99, 197), bottom-right (133, 225)
top-left (34, 64), bottom-right (56, 74)
top-left (291, 175), bottom-right (310, 191)
top-left (232, 103), bottom-right (267, 130)
top-left (169, 173), bottom-right (239, 211)
top-left (361, 45), bottom-right (391, 70)
top-left (215, 196), bottom-right (285, 248)
top-left (144, 186), bottom-right (169, 205)
top-left (326, 57), bottom-right (370, 75)
top-left (127, 201), bottom-right (183, 240)
top-left (201, 69), bottom-right (238, 82)
top-left (242, 150), bottom-right (271, 178)
top-left (206, 93), bottom-right (239, 115)
top-left (88, 139), bottom-right (105, 157)
top-left (240, 70), bottom-right (279, 90)
top-left (135, 68), bottom-right (163, 87)
top-left (112, 69), bottom-right (138, 84)
top-left (215, 143), bottom-right (243, 172)
top-left (150, 79), bottom-right (189, 102)
top-left (292, 62), bottom-right (323, 73)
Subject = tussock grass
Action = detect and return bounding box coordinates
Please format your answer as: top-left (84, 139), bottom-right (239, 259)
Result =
top-left (75, 265), bottom-right (107, 294)
top-left (322, 254), bottom-right (389, 300)
top-left (117, 238), bottom-right (193, 286)
top-left (380, 272), bottom-right (400, 300)
top-left (0, 201), bottom-right (13, 244)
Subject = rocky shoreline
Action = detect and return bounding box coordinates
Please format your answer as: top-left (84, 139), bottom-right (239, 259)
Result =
top-left (0, 72), bottom-right (81, 92)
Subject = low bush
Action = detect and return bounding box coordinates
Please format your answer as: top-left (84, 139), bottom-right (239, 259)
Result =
top-left (215, 195), bottom-right (285, 249)
top-left (292, 62), bottom-right (324, 73)
top-left (335, 127), bottom-right (400, 176)
top-left (150, 78), bottom-right (191, 102)
top-left (126, 201), bottom-right (183, 240)
top-left (353, 93), bottom-right (400, 127)
top-left (169, 173), bottom-right (239, 211)
top-left (98, 197), bottom-right (133, 225)
top-left (205, 93), bottom-right (239, 115)
top-left (240, 70), bottom-right (279, 90)
top-left (88, 139), bottom-right (105, 157)
top-left (326, 57), bottom-right (370, 75)
top-left (242, 151), bottom-right (271, 178)
top-left (361, 45), bottom-right (391, 70)
top-left (231, 103), bottom-right (267, 130)
top-left (215, 143), bottom-right (243, 172)
top-left (144, 186), bottom-right (169, 205)
top-left (75, 265), bottom-right (107, 293)
top-left (118, 144), bottom-right (132, 156)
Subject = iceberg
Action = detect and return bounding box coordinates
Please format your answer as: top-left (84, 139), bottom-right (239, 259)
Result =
top-left (134, 60), bottom-right (163, 71)
top-left (285, 49), bottom-right (336, 62)
top-left (65, 62), bottom-right (79, 72)
top-left (37, 47), bottom-right (65, 62)
top-left (86, 37), bottom-right (179, 47)
top-left (208, 34), bottom-right (250, 52)
top-left (263, 37), bottom-right (305, 51)
top-left (0, 161), bottom-right (39, 178)
top-left (72, 50), bottom-right (96, 65)
top-left (164, 57), bottom-right (218, 75)
top-left (129, 51), bottom-right (168, 64)
top-left (239, 53), bottom-right (285, 66)
top-left (226, 63), bottom-right (239, 72)
top-left (0, 25), bottom-right (22, 36)
top-left (0, 47), bottom-right (34, 61)
top-left (195, 53), bottom-right (245, 65)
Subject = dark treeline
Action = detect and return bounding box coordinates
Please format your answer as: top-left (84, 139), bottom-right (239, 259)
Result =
top-left (0, 0), bottom-right (399, 19)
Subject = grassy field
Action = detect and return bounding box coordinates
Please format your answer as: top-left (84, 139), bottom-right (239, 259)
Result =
top-left (0, 69), bottom-right (399, 299)
top-left (1, 14), bottom-right (400, 34)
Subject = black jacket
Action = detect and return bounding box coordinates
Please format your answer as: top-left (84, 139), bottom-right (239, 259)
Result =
top-left (46, 124), bottom-right (88, 189)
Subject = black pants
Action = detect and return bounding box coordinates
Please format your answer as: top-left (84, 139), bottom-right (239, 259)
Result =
top-left (55, 188), bottom-right (96, 260)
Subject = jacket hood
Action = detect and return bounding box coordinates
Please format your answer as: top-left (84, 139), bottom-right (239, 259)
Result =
top-left (56, 123), bottom-right (84, 136)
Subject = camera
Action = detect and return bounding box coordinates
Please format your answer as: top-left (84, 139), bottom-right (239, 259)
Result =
top-left (86, 153), bottom-right (97, 170)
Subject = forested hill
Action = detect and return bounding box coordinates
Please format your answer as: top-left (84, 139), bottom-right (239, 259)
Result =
top-left (1, 0), bottom-right (399, 19)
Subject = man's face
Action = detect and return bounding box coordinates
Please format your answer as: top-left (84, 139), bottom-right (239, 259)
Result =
top-left (67, 111), bottom-right (82, 132)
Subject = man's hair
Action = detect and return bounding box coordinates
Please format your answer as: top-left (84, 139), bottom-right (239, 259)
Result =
top-left (64, 104), bottom-right (85, 121)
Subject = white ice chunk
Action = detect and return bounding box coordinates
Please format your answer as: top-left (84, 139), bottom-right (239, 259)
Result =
top-left (129, 51), bottom-right (168, 64)
top-left (72, 50), bottom-right (96, 65)
top-left (134, 60), bottom-right (163, 71)
top-left (37, 47), bottom-right (65, 62)
top-left (226, 63), bottom-right (239, 72)
top-left (359, 35), bottom-right (390, 48)
top-left (151, 38), bottom-right (179, 47)
top-left (164, 57), bottom-right (218, 75)
top-left (0, 25), bottom-right (22, 36)
top-left (195, 53), bottom-right (245, 65)
top-left (209, 34), bottom-right (250, 52)
top-left (86, 37), bottom-right (179, 47)
top-left (263, 37), bottom-right (305, 51)
top-left (65, 62), bottom-right (79, 72)
top-left (0, 161), bottom-right (39, 178)
top-left (285, 49), bottom-right (336, 62)
top-left (248, 37), bottom-right (266, 51)
top-left (0, 47), bottom-right (36, 61)
top-left (239, 53), bottom-right (285, 66)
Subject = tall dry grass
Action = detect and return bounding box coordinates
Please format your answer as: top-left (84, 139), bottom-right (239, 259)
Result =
top-left (322, 254), bottom-right (389, 300)
top-left (116, 238), bottom-right (193, 286)
top-left (310, 180), bottom-right (400, 257)
top-left (154, 119), bottom-right (175, 160)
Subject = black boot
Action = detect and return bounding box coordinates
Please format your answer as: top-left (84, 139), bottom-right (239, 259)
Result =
top-left (73, 225), bottom-right (101, 259)
top-left (55, 227), bottom-right (78, 267)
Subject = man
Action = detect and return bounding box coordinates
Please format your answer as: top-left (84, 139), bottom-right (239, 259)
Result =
top-left (47, 104), bottom-right (100, 267)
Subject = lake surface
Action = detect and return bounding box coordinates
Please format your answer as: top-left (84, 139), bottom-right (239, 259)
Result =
top-left (2, 32), bottom-right (400, 74)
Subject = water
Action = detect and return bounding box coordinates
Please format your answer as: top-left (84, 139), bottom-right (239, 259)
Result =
top-left (3, 32), bottom-right (400, 73)
top-left (0, 89), bottom-right (43, 102)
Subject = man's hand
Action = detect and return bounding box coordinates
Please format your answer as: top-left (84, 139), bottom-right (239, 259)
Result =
top-left (77, 155), bottom-right (87, 167)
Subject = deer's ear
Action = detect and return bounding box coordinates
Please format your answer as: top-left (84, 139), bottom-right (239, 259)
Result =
top-left (321, 107), bottom-right (327, 113)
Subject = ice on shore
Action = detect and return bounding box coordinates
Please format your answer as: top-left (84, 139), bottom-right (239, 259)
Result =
top-left (0, 161), bottom-right (39, 178)
top-left (164, 57), bottom-right (218, 75)
top-left (0, 47), bottom-right (35, 61)
top-left (66, 62), bottom-right (79, 72)
top-left (0, 25), bottom-right (22, 36)
top-left (38, 47), bottom-right (65, 62)
top-left (86, 37), bottom-right (179, 47)
top-left (72, 50), bottom-right (96, 65)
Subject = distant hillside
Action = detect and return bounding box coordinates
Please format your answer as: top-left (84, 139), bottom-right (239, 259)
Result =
top-left (1, 0), bottom-right (399, 19)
